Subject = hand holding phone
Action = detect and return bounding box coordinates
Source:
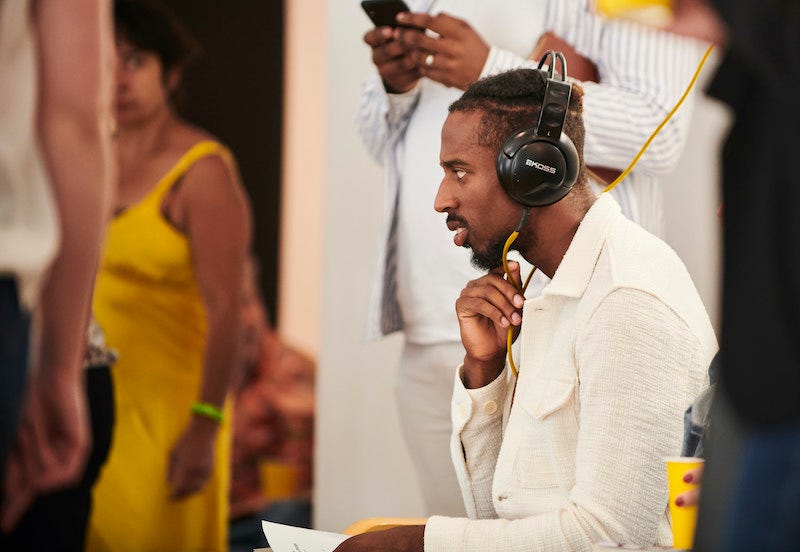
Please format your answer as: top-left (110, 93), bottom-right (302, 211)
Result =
top-left (361, 0), bottom-right (423, 93)
top-left (361, 0), bottom-right (422, 30)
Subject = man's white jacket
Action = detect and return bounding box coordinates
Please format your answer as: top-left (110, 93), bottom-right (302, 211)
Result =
top-left (426, 194), bottom-right (718, 551)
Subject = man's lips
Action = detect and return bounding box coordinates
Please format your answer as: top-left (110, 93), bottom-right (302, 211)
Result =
top-left (446, 215), bottom-right (469, 247)
top-left (453, 227), bottom-right (467, 247)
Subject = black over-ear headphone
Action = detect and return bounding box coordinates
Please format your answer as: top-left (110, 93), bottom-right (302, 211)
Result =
top-left (496, 51), bottom-right (579, 207)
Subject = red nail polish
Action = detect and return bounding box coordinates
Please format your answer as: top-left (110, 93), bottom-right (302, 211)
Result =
top-left (675, 496), bottom-right (685, 507)
top-left (683, 473), bottom-right (693, 483)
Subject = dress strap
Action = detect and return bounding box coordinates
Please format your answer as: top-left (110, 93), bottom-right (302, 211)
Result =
top-left (150, 140), bottom-right (233, 202)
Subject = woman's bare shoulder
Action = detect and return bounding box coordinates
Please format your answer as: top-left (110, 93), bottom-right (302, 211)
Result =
top-left (167, 121), bottom-right (219, 151)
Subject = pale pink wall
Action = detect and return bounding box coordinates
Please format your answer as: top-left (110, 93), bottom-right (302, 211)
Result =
top-left (279, 0), bottom-right (327, 356)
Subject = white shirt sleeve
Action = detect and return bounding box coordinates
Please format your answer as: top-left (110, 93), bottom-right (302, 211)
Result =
top-left (354, 71), bottom-right (421, 165)
top-left (545, 0), bottom-right (706, 175)
top-left (450, 366), bottom-right (511, 519)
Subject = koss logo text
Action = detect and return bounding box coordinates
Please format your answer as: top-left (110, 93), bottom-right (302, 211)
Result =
top-left (525, 159), bottom-right (556, 174)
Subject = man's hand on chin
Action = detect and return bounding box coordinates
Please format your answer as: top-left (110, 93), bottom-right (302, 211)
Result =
top-left (333, 525), bottom-right (425, 552)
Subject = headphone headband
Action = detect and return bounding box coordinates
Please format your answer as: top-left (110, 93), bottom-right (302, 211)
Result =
top-left (535, 51), bottom-right (572, 141)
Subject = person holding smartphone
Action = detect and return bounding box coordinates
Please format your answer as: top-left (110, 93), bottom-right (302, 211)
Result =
top-left (357, 0), bottom-right (708, 516)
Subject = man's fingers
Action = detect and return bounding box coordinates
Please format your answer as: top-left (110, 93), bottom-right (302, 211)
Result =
top-left (466, 269), bottom-right (526, 309)
top-left (380, 56), bottom-right (418, 80)
top-left (372, 37), bottom-right (414, 65)
top-left (456, 290), bottom-right (522, 328)
top-left (417, 64), bottom-right (449, 86)
top-left (363, 26), bottom-right (394, 47)
top-left (396, 27), bottom-right (444, 54)
top-left (397, 11), bottom-right (464, 37)
top-left (460, 283), bottom-right (522, 326)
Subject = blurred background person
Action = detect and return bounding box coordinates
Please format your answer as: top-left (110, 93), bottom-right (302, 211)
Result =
top-left (229, 258), bottom-right (314, 552)
top-left (660, 1), bottom-right (800, 550)
top-left (357, 0), bottom-right (706, 516)
top-left (0, 0), bottom-right (115, 535)
top-left (85, 1), bottom-right (251, 550)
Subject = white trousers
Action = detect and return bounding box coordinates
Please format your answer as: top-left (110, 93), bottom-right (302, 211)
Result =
top-left (394, 340), bottom-right (467, 517)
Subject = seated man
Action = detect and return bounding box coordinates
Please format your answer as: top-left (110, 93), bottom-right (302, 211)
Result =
top-left (335, 66), bottom-right (717, 551)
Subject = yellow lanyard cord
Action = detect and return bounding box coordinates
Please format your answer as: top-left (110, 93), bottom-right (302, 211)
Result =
top-left (603, 44), bottom-right (715, 194)
top-left (502, 229), bottom-right (536, 378)
top-left (503, 44), bottom-right (714, 378)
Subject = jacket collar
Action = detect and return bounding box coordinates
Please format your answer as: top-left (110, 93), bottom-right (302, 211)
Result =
top-left (541, 193), bottom-right (620, 299)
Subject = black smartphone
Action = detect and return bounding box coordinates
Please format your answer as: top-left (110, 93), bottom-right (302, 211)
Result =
top-left (361, 0), bottom-right (420, 29)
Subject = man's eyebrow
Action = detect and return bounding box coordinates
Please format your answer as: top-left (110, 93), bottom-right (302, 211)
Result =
top-left (441, 158), bottom-right (469, 169)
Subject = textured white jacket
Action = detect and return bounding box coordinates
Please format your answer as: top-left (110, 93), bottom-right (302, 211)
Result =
top-left (425, 195), bottom-right (718, 551)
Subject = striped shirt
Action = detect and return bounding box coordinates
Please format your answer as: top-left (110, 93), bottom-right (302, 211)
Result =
top-left (356, 0), bottom-right (706, 342)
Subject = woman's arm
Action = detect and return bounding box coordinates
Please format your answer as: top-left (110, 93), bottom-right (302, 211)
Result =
top-left (167, 152), bottom-right (252, 499)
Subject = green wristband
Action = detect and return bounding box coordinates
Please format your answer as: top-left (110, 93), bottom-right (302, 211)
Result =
top-left (191, 401), bottom-right (223, 423)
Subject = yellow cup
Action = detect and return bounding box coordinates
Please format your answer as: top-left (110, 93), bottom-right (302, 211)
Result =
top-left (665, 456), bottom-right (704, 550)
top-left (595, 0), bottom-right (673, 27)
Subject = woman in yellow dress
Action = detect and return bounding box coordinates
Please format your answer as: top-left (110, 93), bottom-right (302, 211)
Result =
top-left (87, 2), bottom-right (251, 550)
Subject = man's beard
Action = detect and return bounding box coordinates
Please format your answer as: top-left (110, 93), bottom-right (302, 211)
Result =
top-left (470, 235), bottom-right (509, 271)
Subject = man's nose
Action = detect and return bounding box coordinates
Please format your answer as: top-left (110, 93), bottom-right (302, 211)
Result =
top-left (434, 179), bottom-right (455, 213)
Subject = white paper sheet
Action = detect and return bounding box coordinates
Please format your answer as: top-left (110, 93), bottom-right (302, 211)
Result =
top-left (262, 521), bottom-right (350, 552)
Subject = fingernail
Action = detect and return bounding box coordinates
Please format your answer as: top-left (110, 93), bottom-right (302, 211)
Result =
top-left (397, 12), bottom-right (408, 21)
top-left (675, 496), bottom-right (685, 507)
top-left (513, 295), bottom-right (524, 308)
top-left (500, 316), bottom-right (509, 327)
top-left (381, 27), bottom-right (392, 37)
top-left (683, 473), bottom-right (694, 483)
top-left (511, 312), bottom-right (521, 325)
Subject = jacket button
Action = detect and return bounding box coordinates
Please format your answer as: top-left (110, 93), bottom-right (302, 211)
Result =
top-left (483, 400), bottom-right (498, 414)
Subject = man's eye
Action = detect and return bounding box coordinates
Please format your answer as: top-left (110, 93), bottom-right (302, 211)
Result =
top-left (455, 169), bottom-right (466, 180)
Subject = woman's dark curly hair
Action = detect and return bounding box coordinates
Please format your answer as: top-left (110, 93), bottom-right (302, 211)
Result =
top-left (114, 0), bottom-right (201, 105)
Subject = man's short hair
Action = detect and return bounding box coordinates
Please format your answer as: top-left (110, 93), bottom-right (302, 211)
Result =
top-left (449, 68), bottom-right (587, 188)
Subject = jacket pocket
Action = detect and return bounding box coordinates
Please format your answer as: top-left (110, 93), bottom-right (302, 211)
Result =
top-left (523, 378), bottom-right (577, 420)
top-left (511, 378), bottom-right (578, 491)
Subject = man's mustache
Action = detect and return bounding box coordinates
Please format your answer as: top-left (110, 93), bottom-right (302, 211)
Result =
top-left (446, 214), bottom-right (468, 227)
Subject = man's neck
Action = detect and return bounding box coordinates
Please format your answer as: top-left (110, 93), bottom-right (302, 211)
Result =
top-left (519, 193), bottom-right (595, 278)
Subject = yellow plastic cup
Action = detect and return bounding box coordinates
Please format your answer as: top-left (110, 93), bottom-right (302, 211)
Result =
top-left (595, 0), bottom-right (673, 27)
top-left (665, 456), bottom-right (705, 550)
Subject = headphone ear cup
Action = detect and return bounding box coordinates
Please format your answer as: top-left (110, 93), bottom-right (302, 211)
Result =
top-left (496, 130), bottom-right (579, 207)
top-left (558, 132), bottom-right (579, 190)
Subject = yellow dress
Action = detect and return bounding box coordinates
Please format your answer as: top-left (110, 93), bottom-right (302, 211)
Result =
top-left (87, 141), bottom-right (233, 552)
